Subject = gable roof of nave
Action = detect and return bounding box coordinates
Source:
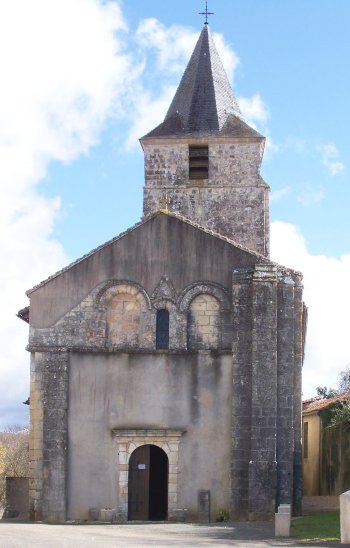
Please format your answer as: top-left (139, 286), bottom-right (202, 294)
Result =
top-left (26, 209), bottom-right (301, 297)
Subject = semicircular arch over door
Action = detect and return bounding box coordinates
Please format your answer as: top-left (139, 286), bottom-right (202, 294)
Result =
top-left (128, 444), bottom-right (168, 521)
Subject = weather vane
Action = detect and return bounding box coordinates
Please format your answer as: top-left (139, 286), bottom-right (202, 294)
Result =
top-left (199, 1), bottom-right (214, 25)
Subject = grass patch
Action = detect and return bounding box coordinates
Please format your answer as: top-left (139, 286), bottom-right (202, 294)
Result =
top-left (291, 512), bottom-right (340, 542)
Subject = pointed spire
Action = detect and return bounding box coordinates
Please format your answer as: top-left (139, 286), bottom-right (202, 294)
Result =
top-left (143, 25), bottom-right (261, 139)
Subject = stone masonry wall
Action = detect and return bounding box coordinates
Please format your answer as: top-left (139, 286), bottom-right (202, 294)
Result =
top-left (249, 264), bottom-right (278, 520)
top-left (28, 279), bottom-right (232, 521)
top-left (142, 141), bottom-right (269, 256)
top-left (293, 276), bottom-right (304, 515)
top-left (231, 269), bottom-right (253, 519)
top-left (29, 352), bottom-right (44, 521)
top-left (42, 351), bottom-right (69, 522)
top-left (276, 272), bottom-right (295, 508)
top-left (29, 351), bottom-right (69, 522)
top-left (143, 142), bottom-right (264, 188)
top-left (29, 279), bottom-right (231, 354)
top-left (231, 264), bottom-right (303, 520)
top-left (27, 240), bottom-right (303, 522)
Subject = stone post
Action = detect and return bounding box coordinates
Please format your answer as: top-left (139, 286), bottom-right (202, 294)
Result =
top-left (248, 264), bottom-right (277, 519)
top-left (275, 504), bottom-right (291, 536)
top-left (340, 490), bottom-right (350, 543)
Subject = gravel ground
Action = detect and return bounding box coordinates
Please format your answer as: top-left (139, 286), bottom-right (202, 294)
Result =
top-left (0, 520), bottom-right (346, 548)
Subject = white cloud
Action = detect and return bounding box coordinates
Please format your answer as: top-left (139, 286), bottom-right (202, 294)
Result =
top-left (123, 21), bottom-right (199, 148)
top-left (297, 185), bottom-right (325, 207)
top-left (270, 186), bottom-right (291, 202)
top-left (237, 94), bottom-right (278, 159)
top-left (125, 84), bottom-right (177, 150)
top-left (284, 137), bottom-right (307, 154)
top-left (238, 94), bottom-right (269, 126)
top-left (316, 143), bottom-right (345, 176)
top-left (271, 221), bottom-right (350, 398)
top-left (0, 0), bottom-right (135, 428)
top-left (136, 18), bottom-right (199, 74)
top-left (264, 136), bottom-right (280, 159)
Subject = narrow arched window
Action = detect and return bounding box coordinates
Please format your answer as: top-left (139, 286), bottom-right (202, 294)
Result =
top-left (156, 309), bottom-right (169, 349)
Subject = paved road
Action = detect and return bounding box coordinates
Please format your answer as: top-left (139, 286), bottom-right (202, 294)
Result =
top-left (0, 521), bottom-right (343, 548)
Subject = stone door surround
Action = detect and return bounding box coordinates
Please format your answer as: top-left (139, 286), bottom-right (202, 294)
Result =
top-left (112, 428), bottom-right (185, 521)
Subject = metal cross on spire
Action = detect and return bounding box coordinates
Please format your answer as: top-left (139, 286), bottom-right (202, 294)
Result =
top-left (199, 1), bottom-right (214, 25)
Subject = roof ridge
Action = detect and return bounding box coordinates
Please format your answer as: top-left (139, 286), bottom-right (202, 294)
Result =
top-left (26, 210), bottom-right (300, 296)
top-left (26, 215), bottom-right (150, 296)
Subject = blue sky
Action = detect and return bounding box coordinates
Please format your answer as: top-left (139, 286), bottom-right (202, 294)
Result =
top-left (0, 0), bottom-right (349, 427)
top-left (45, 0), bottom-right (350, 259)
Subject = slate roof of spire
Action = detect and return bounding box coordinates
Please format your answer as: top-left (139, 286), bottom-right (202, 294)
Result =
top-left (143, 25), bottom-right (262, 139)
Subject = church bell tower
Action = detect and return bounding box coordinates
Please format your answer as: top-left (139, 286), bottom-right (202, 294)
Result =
top-left (141, 24), bottom-right (270, 257)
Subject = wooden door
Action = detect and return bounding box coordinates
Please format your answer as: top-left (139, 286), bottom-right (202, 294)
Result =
top-left (128, 444), bottom-right (169, 521)
top-left (128, 445), bottom-right (150, 520)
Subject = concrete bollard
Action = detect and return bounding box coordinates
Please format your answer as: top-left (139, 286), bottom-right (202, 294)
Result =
top-left (99, 508), bottom-right (116, 522)
top-left (275, 504), bottom-right (291, 537)
top-left (340, 490), bottom-right (350, 544)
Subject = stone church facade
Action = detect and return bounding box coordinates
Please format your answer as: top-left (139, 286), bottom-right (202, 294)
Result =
top-left (19, 25), bottom-right (306, 522)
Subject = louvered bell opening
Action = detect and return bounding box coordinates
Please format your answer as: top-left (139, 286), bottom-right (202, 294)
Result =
top-left (189, 146), bottom-right (208, 179)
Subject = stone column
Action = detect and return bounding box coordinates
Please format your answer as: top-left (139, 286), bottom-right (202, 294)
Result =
top-left (41, 350), bottom-right (69, 522)
top-left (276, 272), bottom-right (295, 507)
top-left (248, 264), bottom-right (278, 519)
top-left (231, 269), bottom-right (254, 519)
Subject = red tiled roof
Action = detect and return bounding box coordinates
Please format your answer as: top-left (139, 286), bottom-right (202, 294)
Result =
top-left (303, 391), bottom-right (350, 414)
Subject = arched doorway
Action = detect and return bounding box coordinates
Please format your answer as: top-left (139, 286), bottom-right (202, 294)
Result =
top-left (128, 444), bottom-right (168, 521)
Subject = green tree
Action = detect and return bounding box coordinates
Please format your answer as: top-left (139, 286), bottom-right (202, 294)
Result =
top-left (316, 386), bottom-right (338, 399)
top-left (329, 403), bottom-right (350, 428)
